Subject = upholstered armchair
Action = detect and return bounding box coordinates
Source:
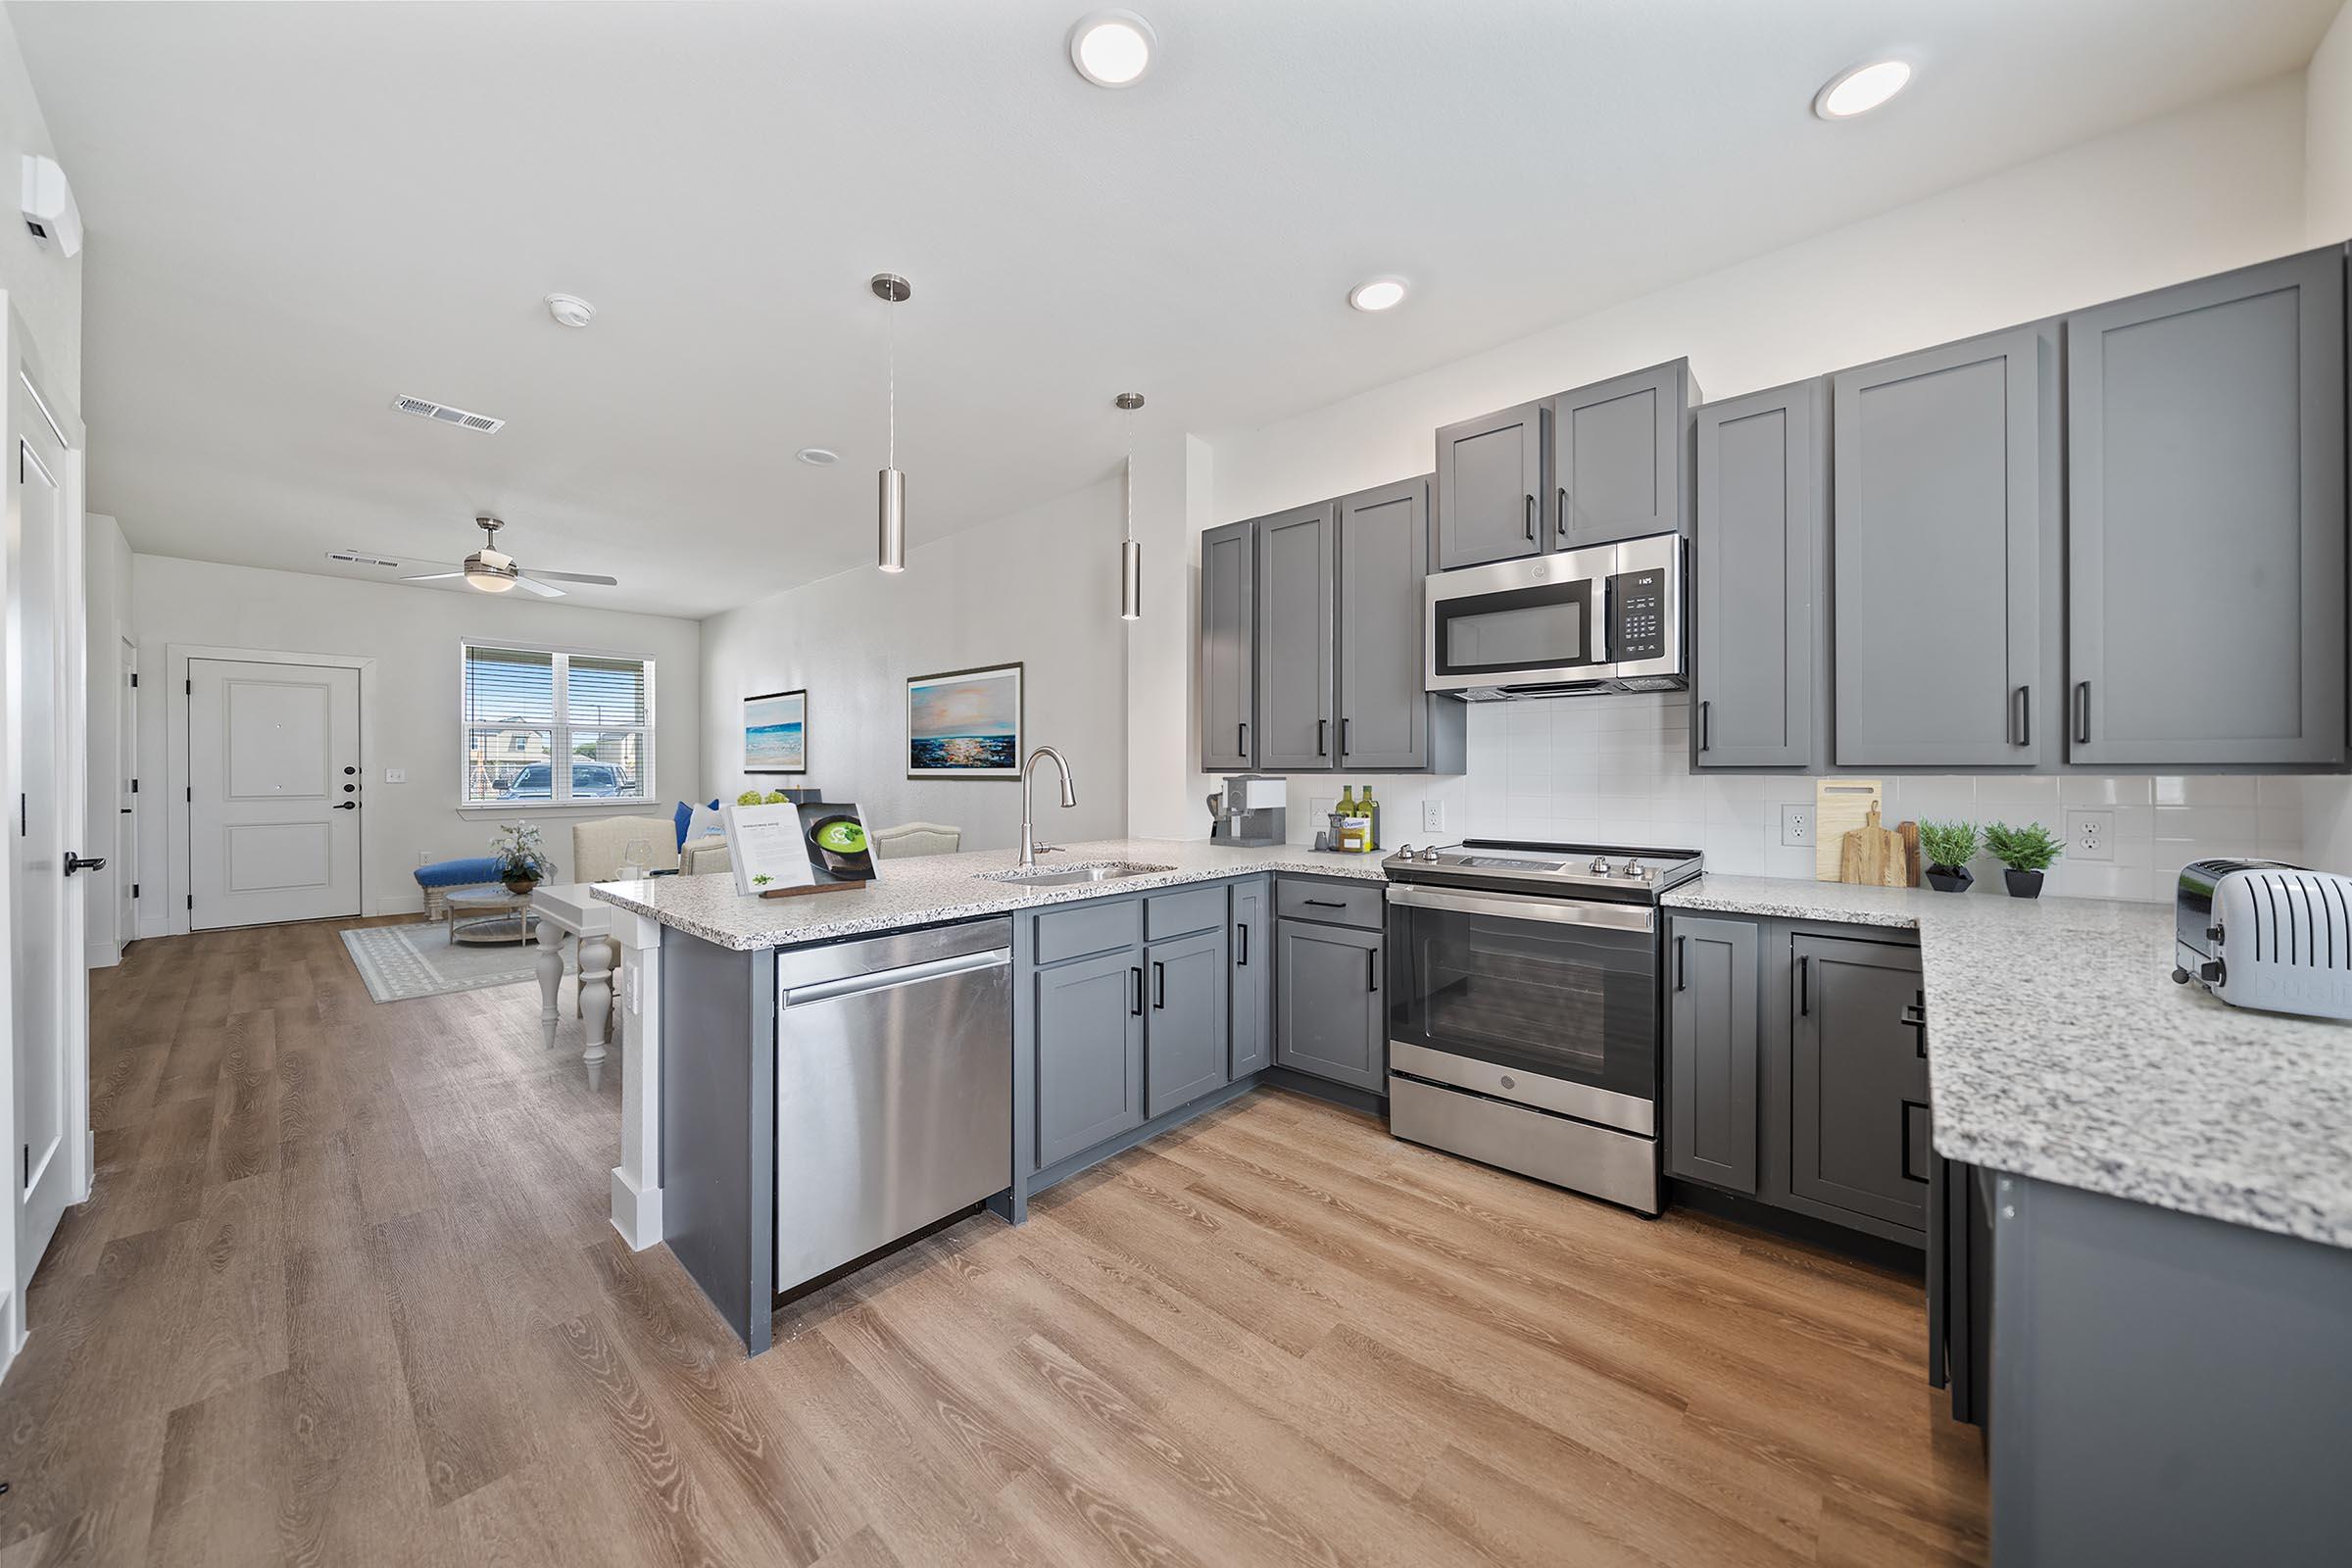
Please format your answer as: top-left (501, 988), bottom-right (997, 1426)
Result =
top-left (872, 821), bottom-right (961, 858)
top-left (569, 814), bottom-right (682, 884)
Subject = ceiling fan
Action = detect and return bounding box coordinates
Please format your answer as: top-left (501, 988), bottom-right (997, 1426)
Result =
top-left (346, 515), bottom-right (618, 598)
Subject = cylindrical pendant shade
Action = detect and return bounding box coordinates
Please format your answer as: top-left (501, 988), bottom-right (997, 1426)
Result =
top-left (877, 466), bottom-right (906, 572)
top-left (1120, 537), bottom-right (1142, 620)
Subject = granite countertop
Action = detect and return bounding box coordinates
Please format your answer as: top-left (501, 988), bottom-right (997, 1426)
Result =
top-left (1666, 874), bottom-right (2352, 1250)
top-left (588, 837), bottom-right (1386, 952)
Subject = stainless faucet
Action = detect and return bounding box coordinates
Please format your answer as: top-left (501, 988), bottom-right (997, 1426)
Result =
top-left (1019, 746), bottom-right (1077, 870)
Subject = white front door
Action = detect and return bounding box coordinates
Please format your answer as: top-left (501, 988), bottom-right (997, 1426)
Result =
top-left (187, 659), bottom-right (361, 929)
top-left (118, 638), bottom-right (136, 944)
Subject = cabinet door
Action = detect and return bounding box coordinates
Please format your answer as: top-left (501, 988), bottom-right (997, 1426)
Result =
top-left (1275, 919), bottom-right (1385, 1092)
top-left (1693, 381), bottom-right (1825, 768)
top-left (1034, 949), bottom-right (1147, 1167)
top-left (1229, 878), bottom-right (1271, 1077)
top-left (1254, 502), bottom-right (1337, 769)
top-left (1145, 928), bottom-right (1229, 1118)
top-left (1200, 518), bottom-right (1256, 771)
top-left (1667, 916), bottom-right (1759, 1194)
top-left (1553, 359), bottom-right (1691, 550)
top-left (1434, 401), bottom-right (1545, 570)
top-left (1338, 475), bottom-right (1432, 770)
top-left (1788, 935), bottom-right (1930, 1233)
top-left (2066, 248), bottom-right (2346, 766)
top-left (1833, 328), bottom-right (2050, 767)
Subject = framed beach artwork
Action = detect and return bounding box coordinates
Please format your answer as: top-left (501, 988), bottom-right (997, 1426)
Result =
top-left (906, 662), bottom-right (1023, 779)
top-left (743, 689), bottom-right (808, 774)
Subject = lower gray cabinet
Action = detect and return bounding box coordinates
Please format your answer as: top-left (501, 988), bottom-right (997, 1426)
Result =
top-left (1033, 948), bottom-right (1147, 1166)
top-left (1275, 918), bottom-right (1385, 1093)
top-left (1144, 928), bottom-right (1229, 1118)
top-left (1788, 933), bottom-right (1931, 1233)
top-left (1229, 878), bottom-right (1271, 1076)
top-left (1666, 915), bottom-right (1758, 1194)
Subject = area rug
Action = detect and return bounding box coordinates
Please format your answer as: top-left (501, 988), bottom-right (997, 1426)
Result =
top-left (340, 921), bottom-right (572, 1004)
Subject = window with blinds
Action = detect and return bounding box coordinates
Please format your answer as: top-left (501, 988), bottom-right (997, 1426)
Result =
top-left (461, 644), bottom-right (656, 805)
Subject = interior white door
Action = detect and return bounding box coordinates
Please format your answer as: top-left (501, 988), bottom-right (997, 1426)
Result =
top-left (187, 659), bottom-right (361, 929)
top-left (119, 638), bottom-right (137, 945)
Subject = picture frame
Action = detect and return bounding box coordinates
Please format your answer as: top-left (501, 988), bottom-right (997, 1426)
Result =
top-left (743, 688), bottom-right (808, 774)
top-left (906, 662), bottom-right (1023, 779)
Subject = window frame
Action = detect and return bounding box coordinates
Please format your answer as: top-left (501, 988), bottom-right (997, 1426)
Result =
top-left (459, 640), bottom-right (658, 808)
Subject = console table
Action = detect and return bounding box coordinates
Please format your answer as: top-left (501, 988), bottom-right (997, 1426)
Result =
top-left (531, 882), bottom-right (614, 1091)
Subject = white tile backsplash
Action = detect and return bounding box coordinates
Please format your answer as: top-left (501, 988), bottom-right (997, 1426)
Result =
top-left (1276, 693), bottom-right (2308, 903)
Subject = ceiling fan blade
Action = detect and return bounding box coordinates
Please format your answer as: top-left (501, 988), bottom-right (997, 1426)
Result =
top-left (513, 575), bottom-right (567, 598)
top-left (522, 568), bottom-right (619, 586)
top-left (399, 570), bottom-right (466, 582)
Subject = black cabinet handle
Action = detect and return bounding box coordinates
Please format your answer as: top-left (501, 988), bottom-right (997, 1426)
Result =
top-left (1797, 954), bottom-right (1810, 1016)
top-left (1238, 721), bottom-right (1248, 758)
top-left (1317, 718), bottom-right (1328, 757)
top-left (1302, 898), bottom-right (1346, 908)
top-left (1697, 701), bottom-right (1711, 754)
top-left (1367, 948), bottom-right (1380, 993)
top-left (1341, 716), bottom-right (1351, 758)
top-left (1236, 922), bottom-right (1248, 967)
top-left (1675, 935), bottom-right (1688, 991)
top-left (2074, 681), bottom-right (2090, 745)
top-left (1902, 994), bottom-right (1928, 1057)
top-left (1523, 494), bottom-right (1535, 542)
top-left (1152, 961), bottom-right (1166, 1010)
top-left (1557, 486), bottom-right (1568, 542)
top-left (1900, 1100), bottom-right (1932, 1184)
top-left (1131, 966), bottom-right (1144, 1017)
top-left (2011, 686), bottom-right (2031, 748)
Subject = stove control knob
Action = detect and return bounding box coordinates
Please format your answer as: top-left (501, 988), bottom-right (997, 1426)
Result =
top-left (1589, 856), bottom-right (1610, 874)
top-left (1421, 846), bottom-right (1442, 862)
top-left (1395, 844), bottom-right (1413, 860)
top-left (1623, 862), bottom-right (1650, 880)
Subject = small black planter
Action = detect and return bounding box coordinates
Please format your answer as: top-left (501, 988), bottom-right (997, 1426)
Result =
top-left (1925, 865), bottom-right (1975, 894)
top-left (2003, 867), bottom-right (2045, 899)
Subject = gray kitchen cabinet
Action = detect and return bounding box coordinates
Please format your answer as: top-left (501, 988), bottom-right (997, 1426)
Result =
top-left (1200, 518), bottom-right (1256, 771)
top-left (1788, 933), bottom-right (1930, 1234)
top-left (1254, 501), bottom-right (1338, 769)
top-left (2064, 247), bottom-right (2347, 767)
top-left (1144, 928), bottom-right (1229, 1118)
top-left (1229, 877), bottom-right (1271, 1076)
top-left (1275, 917), bottom-right (1385, 1093)
top-left (1033, 947), bottom-right (1147, 1167)
top-left (1338, 474), bottom-right (1464, 772)
top-left (1434, 400), bottom-right (1546, 570)
top-left (1832, 326), bottom-right (2055, 768)
top-left (1666, 915), bottom-right (1759, 1195)
top-left (1552, 359), bottom-right (1695, 550)
top-left (1692, 379), bottom-right (1827, 769)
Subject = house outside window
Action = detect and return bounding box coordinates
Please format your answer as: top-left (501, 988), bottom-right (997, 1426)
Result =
top-left (462, 643), bottom-right (655, 806)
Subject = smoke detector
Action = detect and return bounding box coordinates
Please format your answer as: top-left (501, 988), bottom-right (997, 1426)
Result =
top-left (545, 292), bottom-right (597, 328)
top-left (391, 394), bottom-right (504, 433)
top-left (795, 447), bottom-right (841, 466)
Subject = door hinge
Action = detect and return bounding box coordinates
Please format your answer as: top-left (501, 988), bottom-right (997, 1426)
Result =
top-left (22, 1145), bottom-right (28, 1188)
top-left (185, 786), bottom-right (192, 803)
top-left (186, 894), bottom-right (194, 911)
top-left (131, 882), bottom-right (140, 899)
top-left (17, 794), bottom-right (24, 837)
top-left (185, 678), bottom-right (192, 696)
top-left (131, 777), bottom-right (139, 794)
top-left (129, 671), bottom-right (139, 688)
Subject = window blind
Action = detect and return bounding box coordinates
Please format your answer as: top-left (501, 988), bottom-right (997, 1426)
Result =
top-left (461, 644), bottom-right (655, 806)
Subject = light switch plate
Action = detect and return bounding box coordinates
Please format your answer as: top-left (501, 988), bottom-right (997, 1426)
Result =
top-left (385, 767), bottom-right (407, 784)
top-left (1781, 805), bottom-right (1813, 848)
top-left (1422, 799), bottom-right (1445, 833)
top-left (2067, 808), bottom-right (2115, 861)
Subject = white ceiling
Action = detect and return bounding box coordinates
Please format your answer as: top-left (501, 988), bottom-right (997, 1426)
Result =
top-left (15, 0), bottom-right (2341, 618)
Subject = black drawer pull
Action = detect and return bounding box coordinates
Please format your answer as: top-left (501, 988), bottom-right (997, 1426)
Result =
top-left (1901, 995), bottom-right (1928, 1058)
top-left (1367, 948), bottom-right (1380, 993)
top-left (1797, 954), bottom-right (1810, 1016)
top-left (1302, 898), bottom-right (1347, 908)
top-left (1130, 966), bottom-right (1144, 1017)
top-left (1900, 1100), bottom-right (1932, 1184)
top-left (1675, 935), bottom-right (1688, 992)
top-left (1236, 922), bottom-right (1249, 967)
top-left (1152, 961), bottom-right (1166, 1010)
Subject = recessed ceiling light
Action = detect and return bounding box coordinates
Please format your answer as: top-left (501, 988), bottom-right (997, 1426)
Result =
top-left (1813, 58), bottom-right (1912, 120)
top-left (1348, 276), bottom-right (1408, 313)
top-left (1068, 9), bottom-right (1156, 87)
top-left (544, 292), bottom-right (597, 328)
top-left (796, 447), bottom-right (841, 466)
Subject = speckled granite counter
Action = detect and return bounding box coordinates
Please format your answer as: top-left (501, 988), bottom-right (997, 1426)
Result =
top-left (588, 837), bottom-right (1386, 952)
top-left (1664, 874), bottom-right (2352, 1250)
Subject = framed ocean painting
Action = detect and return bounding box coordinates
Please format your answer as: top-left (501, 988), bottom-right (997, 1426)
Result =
top-left (743, 689), bottom-right (808, 774)
top-left (906, 662), bottom-right (1023, 779)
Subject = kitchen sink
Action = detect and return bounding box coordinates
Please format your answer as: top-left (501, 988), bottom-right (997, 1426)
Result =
top-left (978, 860), bottom-right (1175, 888)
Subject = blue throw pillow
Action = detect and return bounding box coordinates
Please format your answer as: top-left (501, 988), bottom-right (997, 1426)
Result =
top-left (673, 799), bottom-right (720, 850)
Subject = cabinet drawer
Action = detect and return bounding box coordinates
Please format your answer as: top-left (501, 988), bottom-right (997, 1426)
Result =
top-left (1276, 878), bottom-right (1384, 929)
top-left (1032, 898), bottom-right (1143, 966)
top-left (1144, 885), bottom-right (1226, 941)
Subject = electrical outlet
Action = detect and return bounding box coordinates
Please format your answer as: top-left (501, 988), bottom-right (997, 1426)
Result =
top-left (1781, 805), bottom-right (1813, 848)
top-left (1422, 799), bottom-right (1446, 833)
top-left (416, 851), bottom-right (430, 866)
top-left (2067, 808), bottom-right (2115, 862)
top-left (385, 767), bottom-right (407, 784)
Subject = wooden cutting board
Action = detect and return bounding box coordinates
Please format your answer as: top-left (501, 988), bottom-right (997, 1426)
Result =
top-left (1838, 805), bottom-right (1910, 887)
top-left (1814, 780), bottom-right (1883, 882)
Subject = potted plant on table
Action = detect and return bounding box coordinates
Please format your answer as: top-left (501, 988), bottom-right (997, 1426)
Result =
top-left (1917, 819), bottom-right (1981, 893)
top-left (1983, 820), bottom-right (2063, 899)
top-left (491, 821), bottom-right (555, 894)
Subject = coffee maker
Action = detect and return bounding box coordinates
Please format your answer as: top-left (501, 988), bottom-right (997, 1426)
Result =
top-left (1207, 774), bottom-right (1287, 847)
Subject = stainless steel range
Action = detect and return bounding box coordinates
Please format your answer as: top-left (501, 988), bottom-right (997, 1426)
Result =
top-left (1381, 839), bottom-right (1701, 1215)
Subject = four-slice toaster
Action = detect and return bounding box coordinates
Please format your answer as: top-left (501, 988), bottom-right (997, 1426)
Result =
top-left (2173, 858), bottom-right (2352, 1021)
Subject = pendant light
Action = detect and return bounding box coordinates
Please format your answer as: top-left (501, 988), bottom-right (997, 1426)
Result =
top-left (872, 272), bottom-right (911, 572)
top-left (1116, 392), bottom-right (1145, 620)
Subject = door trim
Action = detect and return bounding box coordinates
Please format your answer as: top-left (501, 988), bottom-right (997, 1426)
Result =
top-left (166, 644), bottom-right (376, 936)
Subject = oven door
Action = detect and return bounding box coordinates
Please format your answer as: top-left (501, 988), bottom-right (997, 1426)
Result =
top-left (1385, 883), bottom-right (1658, 1134)
top-left (1425, 564), bottom-right (1601, 693)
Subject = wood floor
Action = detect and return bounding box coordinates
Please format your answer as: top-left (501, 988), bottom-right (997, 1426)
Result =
top-left (0, 915), bottom-right (1987, 1567)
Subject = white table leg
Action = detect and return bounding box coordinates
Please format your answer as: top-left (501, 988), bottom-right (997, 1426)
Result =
top-left (610, 908), bottom-right (663, 1250)
top-left (534, 919), bottom-right (565, 1050)
top-left (580, 933), bottom-right (613, 1092)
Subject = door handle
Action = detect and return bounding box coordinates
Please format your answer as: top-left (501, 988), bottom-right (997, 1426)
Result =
top-left (1238, 721), bottom-right (1248, 759)
top-left (1341, 716), bottom-right (1351, 758)
top-left (1675, 935), bottom-right (1687, 992)
top-left (1130, 966), bottom-right (1144, 1017)
top-left (334, 801), bottom-right (358, 811)
top-left (1152, 960), bottom-right (1166, 1010)
top-left (1797, 954), bottom-right (1811, 1016)
top-left (1697, 701), bottom-right (1711, 754)
top-left (1523, 494), bottom-right (1535, 542)
top-left (1317, 718), bottom-right (1328, 757)
top-left (1367, 947), bottom-right (1380, 993)
top-left (1901, 1000), bottom-right (1929, 1057)
top-left (63, 852), bottom-right (105, 876)
top-left (1899, 1101), bottom-right (1932, 1184)
top-left (1556, 486), bottom-right (1568, 542)
top-left (2074, 681), bottom-right (2090, 745)
top-left (1236, 922), bottom-right (1248, 967)
top-left (2011, 686), bottom-right (2031, 748)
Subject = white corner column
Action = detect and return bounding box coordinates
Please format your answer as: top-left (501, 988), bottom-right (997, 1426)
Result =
top-left (609, 906), bottom-right (664, 1249)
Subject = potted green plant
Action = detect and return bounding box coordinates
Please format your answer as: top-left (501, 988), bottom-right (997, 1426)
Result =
top-left (490, 821), bottom-right (555, 894)
top-left (1917, 819), bottom-right (1980, 893)
top-left (1982, 820), bottom-right (2063, 899)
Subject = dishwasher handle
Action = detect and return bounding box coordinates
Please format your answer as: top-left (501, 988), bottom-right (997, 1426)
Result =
top-left (781, 947), bottom-right (1009, 1008)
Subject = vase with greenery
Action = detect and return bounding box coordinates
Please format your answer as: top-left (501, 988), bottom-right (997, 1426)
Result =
top-left (1917, 819), bottom-right (1980, 893)
top-left (736, 789), bottom-right (793, 807)
top-left (491, 821), bottom-right (555, 893)
top-left (1983, 820), bottom-right (2063, 899)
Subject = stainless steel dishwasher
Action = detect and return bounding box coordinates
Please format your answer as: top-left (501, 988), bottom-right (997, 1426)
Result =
top-left (772, 916), bottom-right (1013, 1292)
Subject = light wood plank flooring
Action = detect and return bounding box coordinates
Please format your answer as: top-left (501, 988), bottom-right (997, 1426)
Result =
top-left (0, 915), bottom-right (1986, 1566)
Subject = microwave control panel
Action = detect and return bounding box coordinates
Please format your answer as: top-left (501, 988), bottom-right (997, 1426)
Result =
top-left (1608, 567), bottom-right (1668, 662)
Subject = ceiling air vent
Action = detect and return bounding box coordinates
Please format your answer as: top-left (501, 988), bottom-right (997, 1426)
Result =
top-left (325, 550), bottom-right (403, 568)
top-left (391, 394), bottom-right (504, 433)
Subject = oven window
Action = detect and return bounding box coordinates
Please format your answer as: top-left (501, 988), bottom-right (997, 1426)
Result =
top-left (1434, 580), bottom-right (1592, 677)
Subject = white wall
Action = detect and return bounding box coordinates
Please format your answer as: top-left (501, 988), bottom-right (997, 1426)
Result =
top-left (82, 514), bottom-right (127, 962)
top-left (701, 477), bottom-right (1130, 855)
top-left (0, 1), bottom-right (79, 408)
top-left (2309, 0), bottom-right (2352, 243)
top-left (129, 555), bottom-right (702, 929)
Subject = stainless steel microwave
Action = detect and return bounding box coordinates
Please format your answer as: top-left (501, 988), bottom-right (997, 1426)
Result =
top-left (1424, 532), bottom-right (1686, 701)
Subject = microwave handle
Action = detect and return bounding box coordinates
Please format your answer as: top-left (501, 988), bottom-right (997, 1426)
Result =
top-left (1590, 573), bottom-right (1609, 664)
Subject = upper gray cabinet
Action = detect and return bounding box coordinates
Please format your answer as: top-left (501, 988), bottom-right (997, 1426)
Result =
top-left (1254, 502), bottom-right (1337, 769)
top-left (2064, 247), bottom-right (2347, 767)
top-left (1338, 475), bottom-right (1436, 771)
top-left (1692, 379), bottom-right (1827, 769)
top-left (1552, 359), bottom-right (1695, 550)
top-left (1200, 518), bottom-right (1256, 772)
top-left (1434, 400), bottom-right (1546, 570)
top-left (1832, 325), bottom-right (2057, 769)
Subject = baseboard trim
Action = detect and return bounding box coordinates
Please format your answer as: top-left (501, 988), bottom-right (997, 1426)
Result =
top-left (611, 1165), bottom-right (662, 1250)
